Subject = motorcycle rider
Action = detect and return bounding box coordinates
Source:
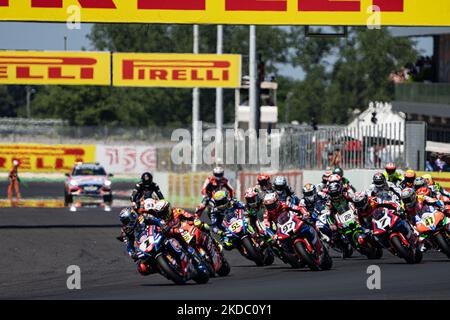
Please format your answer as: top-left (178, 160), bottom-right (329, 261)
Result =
top-left (118, 206), bottom-right (168, 276)
top-left (201, 166), bottom-right (235, 199)
top-left (201, 190), bottom-right (245, 250)
top-left (254, 174), bottom-right (274, 195)
top-left (273, 176), bottom-right (299, 205)
top-left (367, 172), bottom-right (402, 200)
top-left (328, 174), bottom-right (355, 197)
top-left (422, 174), bottom-right (450, 198)
top-left (317, 170), bottom-right (332, 193)
top-left (320, 182), bottom-right (354, 240)
top-left (402, 188), bottom-right (445, 222)
top-left (299, 183), bottom-right (329, 220)
top-left (142, 200), bottom-right (208, 271)
top-left (333, 167), bottom-right (356, 192)
top-left (244, 188), bottom-right (265, 234)
top-left (198, 166), bottom-right (235, 216)
top-left (130, 172), bottom-right (164, 210)
top-left (413, 177), bottom-right (427, 191)
top-left (401, 188), bottom-right (449, 250)
top-left (352, 191), bottom-right (403, 229)
top-left (383, 162), bottom-right (404, 186)
top-left (400, 169), bottom-right (416, 189)
top-left (262, 192), bottom-right (321, 257)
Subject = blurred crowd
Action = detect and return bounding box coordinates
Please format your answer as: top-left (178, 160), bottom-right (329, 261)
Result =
top-left (389, 56), bottom-right (435, 84)
top-left (426, 153), bottom-right (449, 172)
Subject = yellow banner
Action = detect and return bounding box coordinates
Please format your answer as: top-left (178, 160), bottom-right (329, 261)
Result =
top-left (113, 53), bottom-right (241, 88)
top-left (0, 143), bottom-right (96, 173)
top-left (0, 51), bottom-right (111, 85)
top-left (0, 0), bottom-right (449, 26)
top-left (417, 171), bottom-right (450, 190)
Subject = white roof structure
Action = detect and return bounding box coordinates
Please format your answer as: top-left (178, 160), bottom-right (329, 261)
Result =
top-left (347, 102), bottom-right (406, 141)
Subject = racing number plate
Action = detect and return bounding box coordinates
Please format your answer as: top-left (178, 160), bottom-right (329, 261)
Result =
top-left (230, 220), bottom-right (242, 232)
top-left (279, 220), bottom-right (295, 234)
top-left (181, 231), bottom-right (193, 243)
top-left (339, 211), bottom-right (355, 224)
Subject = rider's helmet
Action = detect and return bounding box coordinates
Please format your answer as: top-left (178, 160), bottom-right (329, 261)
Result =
top-left (372, 172), bottom-right (386, 188)
top-left (152, 200), bottom-right (171, 220)
top-left (273, 176), bottom-right (287, 192)
top-left (257, 174), bottom-right (271, 189)
top-left (353, 192), bottom-right (369, 211)
top-left (12, 159), bottom-right (19, 167)
top-left (213, 190), bottom-right (230, 210)
top-left (328, 182), bottom-right (343, 199)
top-left (322, 171), bottom-right (333, 184)
top-left (244, 188), bottom-right (260, 209)
top-left (422, 174), bottom-right (434, 186)
top-left (119, 207), bottom-right (138, 234)
top-left (263, 192), bottom-right (280, 212)
top-left (385, 162), bottom-right (397, 176)
top-left (401, 188), bottom-right (417, 209)
top-left (302, 183), bottom-right (317, 204)
top-left (333, 167), bottom-right (344, 178)
top-left (417, 186), bottom-right (430, 197)
top-left (213, 166), bottom-right (224, 179)
top-left (404, 169), bottom-right (416, 185)
top-left (414, 177), bottom-right (426, 190)
top-left (328, 174), bottom-right (342, 185)
top-left (141, 172), bottom-right (153, 187)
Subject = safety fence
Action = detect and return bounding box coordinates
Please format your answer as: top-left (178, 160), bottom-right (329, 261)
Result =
top-left (280, 122), bottom-right (405, 171)
top-left (0, 121), bottom-right (406, 173)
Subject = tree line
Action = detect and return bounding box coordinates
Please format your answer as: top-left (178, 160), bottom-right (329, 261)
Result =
top-left (0, 26), bottom-right (417, 127)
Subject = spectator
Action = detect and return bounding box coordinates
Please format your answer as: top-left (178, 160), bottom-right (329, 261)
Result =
top-left (435, 154), bottom-right (447, 172)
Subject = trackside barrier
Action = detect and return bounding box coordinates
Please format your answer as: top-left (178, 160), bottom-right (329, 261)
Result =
top-left (167, 172), bottom-right (209, 209)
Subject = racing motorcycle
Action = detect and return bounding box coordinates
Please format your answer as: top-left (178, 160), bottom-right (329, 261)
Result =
top-left (276, 211), bottom-right (332, 271)
top-left (372, 207), bottom-right (422, 264)
top-left (179, 220), bottom-right (231, 277)
top-left (135, 224), bottom-right (210, 285)
top-left (333, 204), bottom-right (383, 260)
top-left (415, 205), bottom-right (450, 259)
top-left (221, 208), bottom-right (269, 266)
top-left (320, 209), bottom-right (354, 259)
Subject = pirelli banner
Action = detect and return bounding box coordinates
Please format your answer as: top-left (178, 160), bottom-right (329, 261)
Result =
top-left (0, 51), bottom-right (241, 88)
top-left (0, 0), bottom-right (449, 26)
top-left (0, 51), bottom-right (111, 85)
top-left (0, 143), bottom-right (96, 173)
top-left (113, 53), bottom-right (241, 88)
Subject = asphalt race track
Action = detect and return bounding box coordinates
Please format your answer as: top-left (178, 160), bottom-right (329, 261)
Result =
top-left (0, 205), bottom-right (449, 300)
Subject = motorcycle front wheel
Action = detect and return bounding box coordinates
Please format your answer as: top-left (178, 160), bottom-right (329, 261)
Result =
top-left (241, 237), bottom-right (264, 266)
top-left (435, 232), bottom-right (450, 259)
top-left (156, 254), bottom-right (187, 285)
top-left (294, 242), bottom-right (320, 271)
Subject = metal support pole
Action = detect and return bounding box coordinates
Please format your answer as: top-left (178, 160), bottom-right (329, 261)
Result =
top-left (249, 25), bottom-right (257, 133)
top-left (192, 25), bottom-right (200, 171)
top-left (215, 25), bottom-right (224, 164)
top-left (26, 85), bottom-right (31, 118)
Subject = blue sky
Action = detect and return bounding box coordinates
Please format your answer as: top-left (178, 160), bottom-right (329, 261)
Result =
top-left (0, 22), bottom-right (433, 80)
